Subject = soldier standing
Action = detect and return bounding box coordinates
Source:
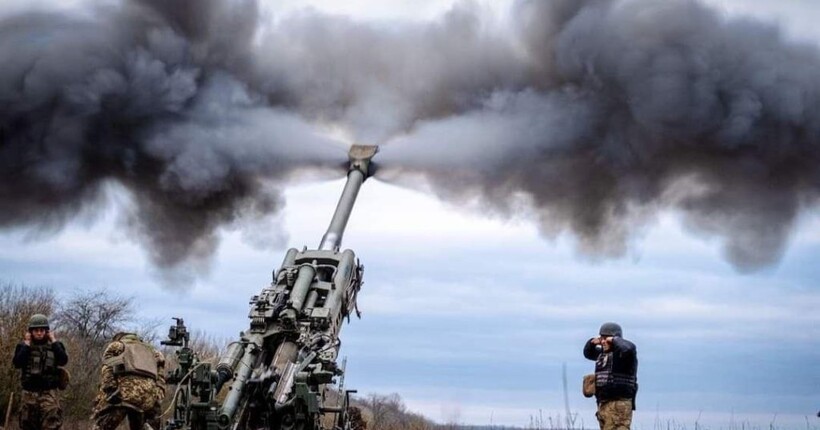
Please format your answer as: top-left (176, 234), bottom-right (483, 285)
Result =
top-left (12, 314), bottom-right (69, 430)
top-left (91, 332), bottom-right (166, 430)
top-left (583, 322), bottom-right (638, 430)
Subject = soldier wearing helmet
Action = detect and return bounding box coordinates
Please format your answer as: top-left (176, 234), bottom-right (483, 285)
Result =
top-left (91, 332), bottom-right (166, 430)
top-left (12, 314), bottom-right (69, 430)
top-left (583, 322), bottom-right (638, 430)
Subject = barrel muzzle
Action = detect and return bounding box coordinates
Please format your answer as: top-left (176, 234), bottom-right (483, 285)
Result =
top-left (348, 145), bottom-right (378, 177)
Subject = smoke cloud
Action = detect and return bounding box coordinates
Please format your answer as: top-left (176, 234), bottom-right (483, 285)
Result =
top-left (376, 0), bottom-right (820, 270)
top-left (2, 0), bottom-right (819, 278)
top-left (0, 0), bottom-right (345, 280)
top-left (248, 0), bottom-right (820, 270)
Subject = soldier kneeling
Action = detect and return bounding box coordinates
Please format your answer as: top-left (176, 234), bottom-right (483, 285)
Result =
top-left (92, 332), bottom-right (166, 430)
top-left (12, 314), bottom-right (69, 430)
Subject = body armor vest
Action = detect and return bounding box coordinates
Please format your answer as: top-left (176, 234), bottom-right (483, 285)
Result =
top-left (24, 343), bottom-right (58, 387)
top-left (105, 340), bottom-right (159, 379)
top-left (595, 351), bottom-right (637, 398)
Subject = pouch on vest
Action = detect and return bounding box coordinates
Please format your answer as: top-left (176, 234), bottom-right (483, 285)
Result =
top-left (582, 374), bottom-right (596, 398)
top-left (28, 351), bottom-right (43, 376)
top-left (105, 341), bottom-right (158, 379)
top-left (26, 345), bottom-right (56, 380)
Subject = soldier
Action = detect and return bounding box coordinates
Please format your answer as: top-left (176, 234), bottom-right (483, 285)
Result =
top-left (583, 322), bottom-right (638, 430)
top-left (12, 313), bottom-right (69, 430)
top-left (91, 332), bottom-right (166, 430)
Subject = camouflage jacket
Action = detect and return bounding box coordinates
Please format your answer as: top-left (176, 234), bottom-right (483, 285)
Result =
top-left (96, 339), bottom-right (166, 411)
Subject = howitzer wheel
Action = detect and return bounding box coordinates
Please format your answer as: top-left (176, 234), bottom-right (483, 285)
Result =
top-left (279, 413), bottom-right (307, 430)
top-left (277, 400), bottom-right (317, 430)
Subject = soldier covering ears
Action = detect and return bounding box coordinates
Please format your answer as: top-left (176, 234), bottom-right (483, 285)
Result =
top-left (12, 314), bottom-right (69, 430)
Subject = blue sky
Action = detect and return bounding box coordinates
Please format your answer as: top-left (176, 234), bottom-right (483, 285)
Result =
top-left (1, 0), bottom-right (820, 428)
top-left (3, 179), bottom-right (819, 428)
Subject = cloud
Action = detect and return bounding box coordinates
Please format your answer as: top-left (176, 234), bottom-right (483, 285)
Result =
top-left (2, 1), bottom-right (820, 427)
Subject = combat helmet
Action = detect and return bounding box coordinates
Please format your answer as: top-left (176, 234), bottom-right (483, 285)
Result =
top-left (28, 314), bottom-right (50, 330)
top-left (599, 322), bottom-right (622, 337)
top-left (112, 332), bottom-right (141, 342)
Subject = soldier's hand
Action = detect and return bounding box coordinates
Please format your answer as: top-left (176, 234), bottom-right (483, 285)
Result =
top-left (23, 332), bottom-right (31, 346)
top-left (47, 331), bottom-right (56, 342)
top-left (591, 337), bottom-right (601, 345)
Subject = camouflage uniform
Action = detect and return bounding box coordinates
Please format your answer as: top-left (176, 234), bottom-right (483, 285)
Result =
top-left (91, 333), bottom-right (166, 430)
top-left (12, 314), bottom-right (68, 430)
top-left (595, 399), bottom-right (633, 430)
top-left (18, 390), bottom-right (63, 430)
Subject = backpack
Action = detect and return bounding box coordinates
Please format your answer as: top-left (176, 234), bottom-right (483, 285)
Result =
top-left (582, 374), bottom-right (595, 398)
top-left (57, 367), bottom-right (71, 390)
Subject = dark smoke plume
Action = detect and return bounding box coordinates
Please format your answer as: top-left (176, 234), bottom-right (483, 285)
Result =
top-left (0, 0), bottom-right (344, 282)
top-left (376, 0), bottom-right (820, 270)
top-left (3, 0), bottom-right (819, 277)
top-left (240, 0), bottom-right (820, 270)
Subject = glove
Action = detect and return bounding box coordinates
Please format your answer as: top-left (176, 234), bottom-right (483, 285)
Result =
top-left (154, 385), bottom-right (167, 401)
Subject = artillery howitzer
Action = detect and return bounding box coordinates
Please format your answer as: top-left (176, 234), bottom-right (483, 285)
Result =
top-left (163, 145), bottom-right (378, 430)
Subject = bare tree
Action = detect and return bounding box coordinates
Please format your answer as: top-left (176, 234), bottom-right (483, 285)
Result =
top-left (161, 328), bottom-right (228, 376)
top-left (53, 289), bottom-right (132, 344)
top-left (52, 289), bottom-right (137, 422)
top-left (366, 393), bottom-right (403, 430)
top-left (358, 393), bottom-right (435, 430)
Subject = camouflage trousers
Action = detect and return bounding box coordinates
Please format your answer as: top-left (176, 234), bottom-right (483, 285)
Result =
top-left (19, 389), bottom-right (62, 430)
top-left (596, 399), bottom-right (633, 430)
top-left (92, 404), bottom-right (161, 430)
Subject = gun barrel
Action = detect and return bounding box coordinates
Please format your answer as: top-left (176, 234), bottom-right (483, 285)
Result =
top-left (218, 340), bottom-right (259, 428)
top-left (318, 145), bottom-right (378, 251)
top-left (215, 342), bottom-right (245, 392)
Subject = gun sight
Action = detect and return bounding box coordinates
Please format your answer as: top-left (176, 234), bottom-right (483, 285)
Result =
top-left (161, 317), bottom-right (189, 347)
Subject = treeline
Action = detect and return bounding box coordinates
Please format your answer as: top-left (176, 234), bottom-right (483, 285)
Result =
top-left (353, 393), bottom-right (437, 430)
top-left (0, 283), bottom-right (163, 428)
top-left (0, 283), bottom-right (438, 430)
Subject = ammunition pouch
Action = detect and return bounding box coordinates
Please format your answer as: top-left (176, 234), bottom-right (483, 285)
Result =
top-left (582, 374), bottom-right (595, 398)
top-left (105, 340), bottom-right (159, 379)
